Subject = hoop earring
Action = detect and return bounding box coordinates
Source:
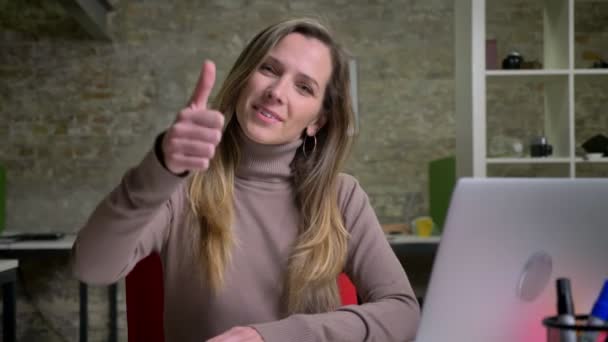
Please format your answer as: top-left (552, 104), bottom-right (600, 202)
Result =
top-left (302, 134), bottom-right (317, 158)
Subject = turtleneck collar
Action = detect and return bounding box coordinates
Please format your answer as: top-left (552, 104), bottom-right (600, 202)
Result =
top-left (235, 128), bottom-right (303, 184)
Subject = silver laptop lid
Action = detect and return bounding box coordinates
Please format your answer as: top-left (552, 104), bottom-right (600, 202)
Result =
top-left (416, 178), bottom-right (608, 342)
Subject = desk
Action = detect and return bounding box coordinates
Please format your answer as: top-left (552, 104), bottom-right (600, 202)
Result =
top-left (0, 235), bottom-right (117, 342)
top-left (387, 234), bottom-right (441, 245)
top-left (387, 234), bottom-right (440, 257)
top-left (0, 259), bottom-right (18, 342)
top-left (0, 233), bottom-right (435, 340)
top-left (387, 234), bottom-right (440, 303)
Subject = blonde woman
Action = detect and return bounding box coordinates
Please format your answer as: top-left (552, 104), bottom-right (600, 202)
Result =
top-left (73, 17), bottom-right (420, 341)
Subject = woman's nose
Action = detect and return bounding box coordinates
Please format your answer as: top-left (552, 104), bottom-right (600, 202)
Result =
top-left (264, 79), bottom-right (286, 104)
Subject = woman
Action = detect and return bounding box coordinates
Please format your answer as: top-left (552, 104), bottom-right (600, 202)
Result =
top-left (73, 17), bottom-right (420, 341)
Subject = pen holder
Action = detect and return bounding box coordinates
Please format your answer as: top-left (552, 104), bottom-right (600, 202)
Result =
top-left (543, 315), bottom-right (608, 341)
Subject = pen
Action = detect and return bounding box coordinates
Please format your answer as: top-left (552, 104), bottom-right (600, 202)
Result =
top-left (556, 278), bottom-right (577, 342)
top-left (582, 279), bottom-right (608, 342)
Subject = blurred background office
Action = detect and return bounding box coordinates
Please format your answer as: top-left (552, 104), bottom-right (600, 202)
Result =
top-left (0, 0), bottom-right (607, 340)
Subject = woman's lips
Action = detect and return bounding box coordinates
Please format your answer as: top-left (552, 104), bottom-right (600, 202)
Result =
top-left (253, 104), bottom-right (283, 123)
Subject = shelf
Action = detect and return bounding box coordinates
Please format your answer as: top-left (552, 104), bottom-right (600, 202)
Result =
top-left (485, 0), bottom-right (570, 70)
top-left (487, 162), bottom-right (571, 177)
top-left (486, 72), bottom-right (570, 158)
top-left (574, 0), bottom-right (608, 69)
top-left (457, 0), bottom-right (592, 178)
top-left (486, 70), bottom-right (570, 76)
top-left (574, 75), bottom-right (607, 156)
top-left (486, 70), bottom-right (608, 76)
top-left (486, 157), bottom-right (571, 164)
top-left (486, 70), bottom-right (570, 84)
top-left (574, 69), bottom-right (608, 75)
top-left (575, 157), bottom-right (608, 163)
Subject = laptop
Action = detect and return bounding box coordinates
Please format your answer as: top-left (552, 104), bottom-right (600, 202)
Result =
top-left (416, 178), bottom-right (608, 341)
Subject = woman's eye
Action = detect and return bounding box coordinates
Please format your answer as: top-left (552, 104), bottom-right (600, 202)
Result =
top-left (260, 64), bottom-right (275, 73)
top-left (298, 84), bottom-right (313, 95)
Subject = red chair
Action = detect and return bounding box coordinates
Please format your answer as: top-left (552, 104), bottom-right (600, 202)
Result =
top-left (337, 272), bottom-right (358, 305)
top-left (126, 253), bottom-right (358, 342)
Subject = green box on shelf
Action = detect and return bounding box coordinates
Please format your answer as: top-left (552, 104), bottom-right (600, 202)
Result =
top-left (429, 156), bottom-right (456, 233)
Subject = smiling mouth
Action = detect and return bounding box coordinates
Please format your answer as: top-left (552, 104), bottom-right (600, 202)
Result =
top-left (260, 110), bottom-right (274, 119)
top-left (253, 105), bottom-right (282, 121)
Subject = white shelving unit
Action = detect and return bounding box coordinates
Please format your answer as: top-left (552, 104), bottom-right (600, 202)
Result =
top-left (574, 69), bottom-right (608, 75)
top-left (456, 0), bottom-right (608, 178)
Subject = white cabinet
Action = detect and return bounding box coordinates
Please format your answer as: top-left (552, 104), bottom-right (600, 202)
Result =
top-left (456, 0), bottom-right (608, 178)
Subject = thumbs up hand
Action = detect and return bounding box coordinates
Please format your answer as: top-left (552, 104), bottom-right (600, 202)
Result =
top-left (161, 60), bottom-right (225, 175)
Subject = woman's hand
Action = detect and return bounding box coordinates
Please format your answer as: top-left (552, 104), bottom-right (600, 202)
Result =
top-left (161, 60), bottom-right (225, 175)
top-left (206, 326), bottom-right (264, 342)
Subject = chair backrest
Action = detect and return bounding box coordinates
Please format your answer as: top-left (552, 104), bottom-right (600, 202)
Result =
top-left (338, 272), bottom-right (358, 305)
top-left (126, 253), bottom-right (358, 342)
top-left (125, 253), bottom-right (165, 342)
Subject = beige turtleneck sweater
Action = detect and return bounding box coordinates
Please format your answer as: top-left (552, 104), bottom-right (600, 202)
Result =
top-left (72, 133), bottom-right (420, 341)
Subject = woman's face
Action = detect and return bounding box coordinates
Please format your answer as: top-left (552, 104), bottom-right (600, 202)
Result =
top-left (235, 33), bottom-right (333, 145)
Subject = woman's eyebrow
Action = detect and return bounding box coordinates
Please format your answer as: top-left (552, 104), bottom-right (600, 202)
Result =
top-left (266, 55), bottom-right (320, 90)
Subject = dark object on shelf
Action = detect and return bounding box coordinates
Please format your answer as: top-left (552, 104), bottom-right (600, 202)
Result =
top-left (530, 136), bottom-right (553, 157)
top-left (592, 59), bottom-right (608, 68)
top-left (582, 134), bottom-right (608, 156)
top-left (502, 51), bottom-right (524, 69)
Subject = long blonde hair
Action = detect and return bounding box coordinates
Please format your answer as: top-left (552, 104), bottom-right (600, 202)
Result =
top-left (187, 17), bottom-right (356, 315)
